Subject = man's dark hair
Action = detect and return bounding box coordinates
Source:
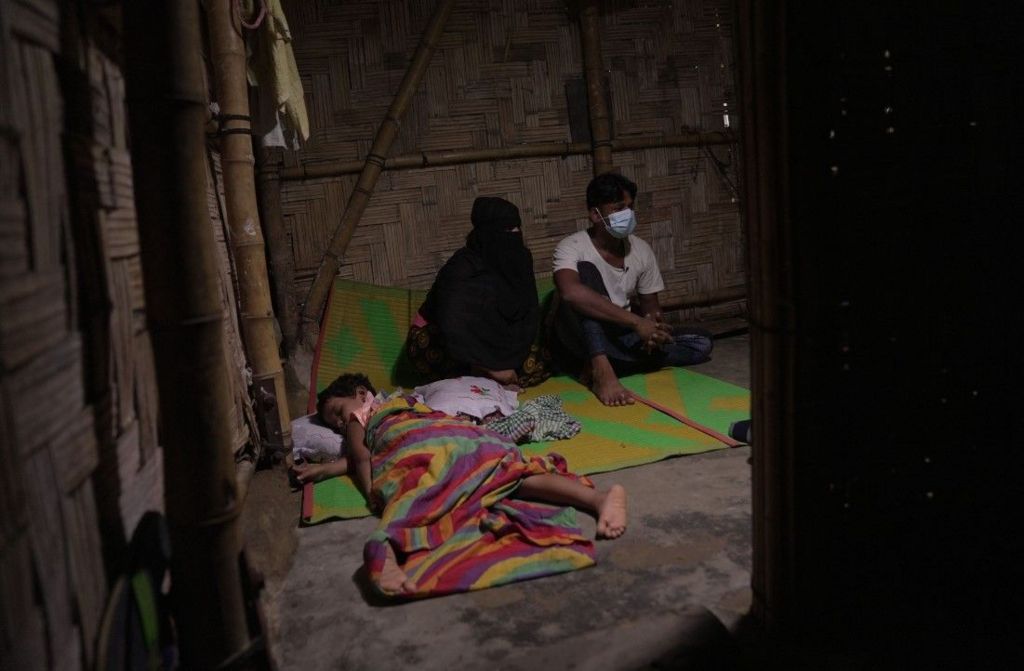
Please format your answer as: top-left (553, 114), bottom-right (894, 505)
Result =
top-left (316, 372), bottom-right (376, 415)
top-left (586, 172), bottom-right (638, 209)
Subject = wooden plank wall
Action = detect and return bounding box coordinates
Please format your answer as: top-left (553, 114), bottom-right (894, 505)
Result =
top-left (280, 0), bottom-right (745, 323)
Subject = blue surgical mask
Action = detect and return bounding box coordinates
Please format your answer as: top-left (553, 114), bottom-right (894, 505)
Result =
top-left (599, 208), bottom-right (637, 239)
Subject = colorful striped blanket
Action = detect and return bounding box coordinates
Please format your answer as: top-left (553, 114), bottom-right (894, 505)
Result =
top-left (362, 397), bottom-right (596, 598)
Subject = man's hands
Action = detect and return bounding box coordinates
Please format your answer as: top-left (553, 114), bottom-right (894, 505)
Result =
top-left (634, 313), bottom-right (672, 353)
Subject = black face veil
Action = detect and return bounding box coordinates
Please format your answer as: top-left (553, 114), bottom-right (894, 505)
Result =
top-left (465, 196), bottom-right (536, 322)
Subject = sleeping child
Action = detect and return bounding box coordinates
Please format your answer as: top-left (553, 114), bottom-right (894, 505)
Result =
top-left (293, 372), bottom-right (627, 598)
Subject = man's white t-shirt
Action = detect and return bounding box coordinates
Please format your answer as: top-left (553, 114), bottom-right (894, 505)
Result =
top-left (552, 230), bottom-right (665, 309)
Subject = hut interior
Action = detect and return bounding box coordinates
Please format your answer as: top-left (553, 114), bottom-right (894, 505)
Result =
top-left (0, 0), bottom-right (1019, 670)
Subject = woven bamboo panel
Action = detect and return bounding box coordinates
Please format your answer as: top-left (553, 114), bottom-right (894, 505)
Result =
top-left (279, 0), bottom-right (745, 322)
top-left (0, 534), bottom-right (47, 669)
top-left (0, 4), bottom-right (137, 668)
top-left (62, 480), bottom-right (107, 663)
top-left (24, 446), bottom-right (79, 663)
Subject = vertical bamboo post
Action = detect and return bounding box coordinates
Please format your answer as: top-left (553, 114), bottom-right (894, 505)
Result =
top-left (299, 0), bottom-right (458, 345)
top-left (123, 0), bottom-right (251, 666)
top-left (578, 1), bottom-right (615, 176)
top-left (206, 0), bottom-right (291, 453)
top-left (256, 147), bottom-right (298, 354)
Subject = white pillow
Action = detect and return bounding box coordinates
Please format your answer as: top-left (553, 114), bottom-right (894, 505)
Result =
top-left (413, 376), bottom-right (518, 420)
top-left (291, 413), bottom-right (343, 462)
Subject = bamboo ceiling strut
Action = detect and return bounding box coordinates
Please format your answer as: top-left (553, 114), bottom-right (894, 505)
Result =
top-left (206, 0), bottom-right (291, 453)
top-left (123, 1), bottom-right (252, 667)
top-left (579, 1), bottom-right (615, 176)
top-left (299, 0), bottom-right (458, 345)
top-left (279, 132), bottom-right (733, 181)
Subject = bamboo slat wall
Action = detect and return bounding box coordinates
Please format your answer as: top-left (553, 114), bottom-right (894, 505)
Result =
top-left (0, 2), bottom-right (256, 668)
top-left (0, 1), bottom-right (107, 667)
top-left (62, 4), bottom-right (165, 563)
top-left (280, 0), bottom-right (745, 324)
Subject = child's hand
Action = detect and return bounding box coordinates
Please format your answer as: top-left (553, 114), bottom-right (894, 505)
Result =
top-left (293, 463), bottom-right (327, 484)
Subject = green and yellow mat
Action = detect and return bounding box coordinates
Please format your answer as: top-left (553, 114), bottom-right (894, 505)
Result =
top-left (302, 278), bottom-right (750, 524)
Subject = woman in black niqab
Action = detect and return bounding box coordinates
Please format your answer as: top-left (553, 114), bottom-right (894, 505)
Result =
top-left (406, 197), bottom-right (544, 386)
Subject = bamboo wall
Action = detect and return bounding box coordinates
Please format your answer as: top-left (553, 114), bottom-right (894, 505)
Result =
top-left (0, 1), bottom-right (109, 665)
top-left (0, 2), bottom-right (258, 667)
top-left (279, 0), bottom-right (745, 323)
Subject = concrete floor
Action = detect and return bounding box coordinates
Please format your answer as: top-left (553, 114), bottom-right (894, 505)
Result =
top-left (243, 334), bottom-right (753, 670)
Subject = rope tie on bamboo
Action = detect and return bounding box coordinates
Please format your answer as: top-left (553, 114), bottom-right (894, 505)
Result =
top-left (234, 0), bottom-right (267, 30)
top-left (209, 113), bottom-right (253, 138)
top-left (365, 153), bottom-right (387, 169)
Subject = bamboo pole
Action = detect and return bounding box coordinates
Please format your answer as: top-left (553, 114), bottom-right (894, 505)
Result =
top-left (206, 0), bottom-right (291, 454)
top-left (579, 0), bottom-right (615, 176)
top-left (122, 1), bottom-right (252, 667)
top-left (299, 0), bottom-right (458, 345)
top-left (279, 131), bottom-right (734, 181)
top-left (661, 286), bottom-right (748, 312)
top-left (257, 147), bottom-right (299, 354)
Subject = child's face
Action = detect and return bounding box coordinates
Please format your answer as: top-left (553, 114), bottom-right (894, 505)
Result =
top-left (320, 386), bottom-right (370, 431)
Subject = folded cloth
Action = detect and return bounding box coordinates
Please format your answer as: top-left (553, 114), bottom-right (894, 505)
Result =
top-left (413, 376), bottom-right (518, 420)
top-left (487, 395), bottom-right (581, 444)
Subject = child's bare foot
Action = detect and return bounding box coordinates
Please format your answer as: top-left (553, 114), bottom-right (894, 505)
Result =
top-left (595, 484), bottom-right (628, 539)
top-left (379, 544), bottom-right (415, 595)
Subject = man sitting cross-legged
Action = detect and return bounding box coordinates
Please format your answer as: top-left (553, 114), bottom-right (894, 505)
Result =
top-left (551, 172), bottom-right (714, 406)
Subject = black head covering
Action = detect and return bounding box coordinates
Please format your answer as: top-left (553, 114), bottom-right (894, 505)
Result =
top-left (470, 196), bottom-right (521, 232)
top-left (465, 197), bottom-right (535, 321)
top-left (418, 196), bottom-right (540, 371)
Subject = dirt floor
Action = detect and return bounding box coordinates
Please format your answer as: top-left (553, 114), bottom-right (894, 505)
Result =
top-left (242, 333), bottom-right (753, 670)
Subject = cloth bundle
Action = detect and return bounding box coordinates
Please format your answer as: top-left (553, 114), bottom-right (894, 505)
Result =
top-left (487, 395), bottom-right (582, 444)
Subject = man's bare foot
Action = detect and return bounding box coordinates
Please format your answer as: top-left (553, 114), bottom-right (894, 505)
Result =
top-left (590, 357), bottom-right (634, 406)
top-left (378, 544), bottom-right (415, 595)
top-left (595, 484), bottom-right (628, 539)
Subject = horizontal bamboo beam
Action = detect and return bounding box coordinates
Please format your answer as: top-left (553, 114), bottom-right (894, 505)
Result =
top-left (661, 286), bottom-right (748, 312)
top-left (280, 132), bottom-right (734, 181)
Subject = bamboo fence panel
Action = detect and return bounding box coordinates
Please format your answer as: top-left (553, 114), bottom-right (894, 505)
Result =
top-left (61, 13), bottom-right (167, 551)
top-left (0, 1), bottom-right (106, 667)
top-left (278, 0), bottom-right (744, 329)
